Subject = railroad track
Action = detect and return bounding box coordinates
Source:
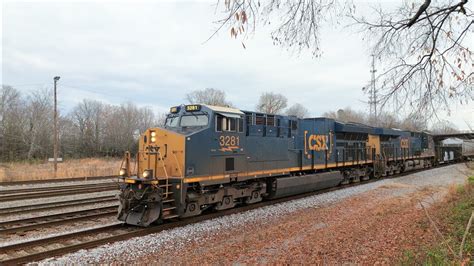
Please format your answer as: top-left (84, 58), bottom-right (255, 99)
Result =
top-left (0, 183), bottom-right (118, 195)
top-left (0, 206), bottom-right (117, 235)
top-left (0, 163), bottom-right (458, 264)
top-left (0, 175), bottom-right (117, 186)
top-left (0, 183), bottom-right (118, 201)
top-left (0, 195), bottom-right (116, 216)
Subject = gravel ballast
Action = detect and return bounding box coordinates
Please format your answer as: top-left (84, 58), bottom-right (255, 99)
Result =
top-left (1, 219), bottom-right (121, 248)
top-left (40, 163), bottom-right (471, 264)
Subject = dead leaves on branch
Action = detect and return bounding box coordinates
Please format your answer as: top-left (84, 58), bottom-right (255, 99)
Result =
top-left (356, 1), bottom-right (473, 115)
top-left (230, 10), bottom-right (248, 48)
top-left (217, 1), bottom-right (472, 115)
top-left (219, 0), bottom-right (346, 56)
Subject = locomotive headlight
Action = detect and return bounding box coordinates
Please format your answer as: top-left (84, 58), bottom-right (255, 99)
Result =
top-left (150, 131), bottom-right (156, 137)
top-left (151, 137), bottom-right (156, 142)
top-left (142, 169), bottom-right (152, 178)
top-left (119, 168), bottom-right (127, 176)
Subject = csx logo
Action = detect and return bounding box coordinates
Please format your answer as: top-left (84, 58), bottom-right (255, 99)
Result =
top-left (307, 134), bottom-right (328, 151)
top-left (304, 131), bottom-right (329, 153)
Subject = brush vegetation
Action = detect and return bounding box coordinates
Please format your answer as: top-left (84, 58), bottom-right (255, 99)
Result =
top-left (0, 158), bottom-right (124, 182)
top-left (401, 176), bottom-right (474, 264)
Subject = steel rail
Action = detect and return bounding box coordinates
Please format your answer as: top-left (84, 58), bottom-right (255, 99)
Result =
top-left (0, 195), bottom-right (116, 215)
top-left (0, 175), bottom-right (118, 186)
top-left (0, 185), bottom-right (119, 201)
top-left (0, 163), bottom-right (459, 264)
top-left (0, 223), bottom-right (127, 258)
top-left (0, 206), bottom-right (117, 234)
top-left (0, 183), bottom-right (118, 195)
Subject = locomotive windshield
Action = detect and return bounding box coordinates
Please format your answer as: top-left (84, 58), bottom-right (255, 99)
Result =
top-left (180, 114), bottom-right (208, 127)
top-left (164, 114), bottom-right (209, 128)
top-left (165, 115), bottom-right (180, 127)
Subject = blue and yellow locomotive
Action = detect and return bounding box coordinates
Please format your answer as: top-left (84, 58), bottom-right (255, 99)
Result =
top-left (118, 104), bottom-right (435, 226)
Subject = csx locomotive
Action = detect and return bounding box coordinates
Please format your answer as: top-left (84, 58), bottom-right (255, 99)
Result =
top-left (118, 104), bottom-right (435, 226)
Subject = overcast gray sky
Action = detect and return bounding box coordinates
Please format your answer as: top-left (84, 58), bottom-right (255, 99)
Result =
top-left (1, 0), bottom-right (472, 129)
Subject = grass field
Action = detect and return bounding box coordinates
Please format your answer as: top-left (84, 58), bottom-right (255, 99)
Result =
top-left (0, 158), bottom-right (128, 182)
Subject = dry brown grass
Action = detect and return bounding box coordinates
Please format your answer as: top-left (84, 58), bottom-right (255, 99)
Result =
top-left (0, 158), bottom-right (124, 182)
top-left (379, 182), bottom-right (414, 189)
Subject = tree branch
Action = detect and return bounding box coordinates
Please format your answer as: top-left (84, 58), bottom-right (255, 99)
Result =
top-left (407, 0), bottom-right (432, 27)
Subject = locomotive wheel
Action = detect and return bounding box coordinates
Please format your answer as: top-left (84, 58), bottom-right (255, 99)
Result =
top-left (351, 176), bottom-right (360, 183)
top-left (182, 201), bottom-right (201, 218)
top-left (215, 196), bottom-right (235, 211)
top-left (245, 190), bottom-right (263, 204)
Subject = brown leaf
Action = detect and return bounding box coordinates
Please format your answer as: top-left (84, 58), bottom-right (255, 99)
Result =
top-left (241, 10), bottom-right (247, 24)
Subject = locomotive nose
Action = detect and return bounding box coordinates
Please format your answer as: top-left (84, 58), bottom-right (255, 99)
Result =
top-left (118, 127), bottom-right (185, 226)
top-left (138, 128), bottom-right (185, 179)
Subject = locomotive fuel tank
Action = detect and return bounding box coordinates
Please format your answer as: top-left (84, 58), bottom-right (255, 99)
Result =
top-left (267, 171), bottom-right (343, 199)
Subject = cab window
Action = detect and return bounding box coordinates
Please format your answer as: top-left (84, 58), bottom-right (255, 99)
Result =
top-left (216, 114), bottom-right (243, 132)
top-left (165, 115), bottom-right (180, 127)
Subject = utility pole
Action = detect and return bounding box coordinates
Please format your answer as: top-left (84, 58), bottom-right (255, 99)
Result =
top-left (369, 55), bottom-right (377, 125)
top-left (53, 76), bottom-right (60, 178)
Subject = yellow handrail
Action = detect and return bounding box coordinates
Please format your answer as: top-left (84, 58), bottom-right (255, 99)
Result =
top-left (172, 151), bottom-right (183, 178)
top-left (158, 151), bottom-right (169, 197)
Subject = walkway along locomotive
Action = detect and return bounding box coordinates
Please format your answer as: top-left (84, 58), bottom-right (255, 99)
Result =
top-left (117, 104), bottom-right (436, 226)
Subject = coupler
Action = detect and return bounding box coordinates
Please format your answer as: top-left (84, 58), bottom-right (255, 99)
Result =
top-left (117, 182), bottom-right (162, 227)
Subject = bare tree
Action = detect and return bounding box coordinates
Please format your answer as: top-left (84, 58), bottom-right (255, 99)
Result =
top-left (376, 112), bottom-right (400, 128)
top-left (430, 120), bottom-right (459, 134)
top-left (214, 1), bottom-right (473, 116)
top-left (286, 103), bottom-right (309, 118)
top-left (23, 89), bottom-right (54, 160)
top-left (102, 102), bottom-right (153, 155)
top-left (354, 1), bottom-right (473, 116)
top-left (0, 88), bottom-right (174, 161)
top-left (213, 0), bottom-right (350, 57)
top-left (323, 107), bottom-right (367, 124)
top-left (137, 107), bottom-right (156, 134)
top-left (399, 113), bottom-right (428, 131)
top-left (185, 88), bottom-right (232, 107)
top-left (0, 86), bottom-right (27, 161)
top-left (156, 112), bottom-right (168, 127)
top-left (70, 99), bottom-right (104, 157)
top-left (256, 92), bottom-right (288, 114)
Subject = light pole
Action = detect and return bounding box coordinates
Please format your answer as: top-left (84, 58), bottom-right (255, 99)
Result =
top-left (53, 76), bottom-right (60, 178)
top-left (369, 54), bottom-right (377, 125)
